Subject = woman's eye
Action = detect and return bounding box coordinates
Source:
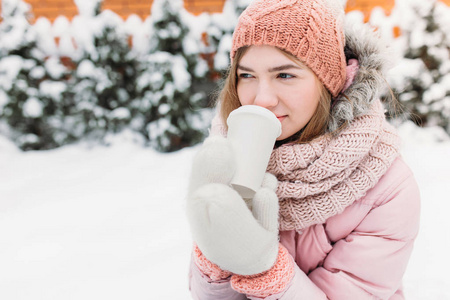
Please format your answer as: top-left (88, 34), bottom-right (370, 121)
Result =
top-left (278, 73), bottom-right (294, 79)
top-left (239, 73), bottom-right (253, 79)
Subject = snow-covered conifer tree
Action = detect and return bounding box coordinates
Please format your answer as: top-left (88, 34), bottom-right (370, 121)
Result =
top-left (388, 0), bottom-right (450, 133)
top-left (69, 0), bottom-right (140, 141)
top-left (206, 0), bottom-right (251, 74)
top-left (0, 0), bottom-right (70, 150)
top-left (137, 0), bottom-right (210, 152)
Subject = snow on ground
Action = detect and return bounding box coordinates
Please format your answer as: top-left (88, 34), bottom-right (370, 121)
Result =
top-left (0, 122), bottom-right (449, 299)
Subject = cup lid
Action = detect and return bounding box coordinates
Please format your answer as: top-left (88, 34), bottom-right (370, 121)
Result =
top-left (227, 105), bottom-right (282, 137)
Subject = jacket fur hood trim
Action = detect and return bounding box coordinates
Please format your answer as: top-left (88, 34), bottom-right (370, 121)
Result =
top-left (329, 22), bottom-right (392, 132)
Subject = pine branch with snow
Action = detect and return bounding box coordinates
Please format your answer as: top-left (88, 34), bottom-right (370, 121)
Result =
top-left (137, 0), bottom-right (212, 152)
top-left (387, 0), bottom-right (450, 134)
top-left (0, 0), bottom-right (72, 150)
top-left (68, 7), bottom-right (140, 142)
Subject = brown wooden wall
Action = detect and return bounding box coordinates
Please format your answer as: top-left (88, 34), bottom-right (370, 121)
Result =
top-left (346, 0), bottom-right (395, 21)
top-left (0, 0), bottom-right (228, 21)
top-left (0, 0), bottom-right (449, 22)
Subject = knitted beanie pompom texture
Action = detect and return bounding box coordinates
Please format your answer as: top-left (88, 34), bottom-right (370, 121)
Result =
top-left (231, 0), bottom-right (347, 97)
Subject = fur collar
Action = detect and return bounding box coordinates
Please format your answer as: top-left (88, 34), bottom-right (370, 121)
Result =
top-left (328, 22), bottom-right (391, 132)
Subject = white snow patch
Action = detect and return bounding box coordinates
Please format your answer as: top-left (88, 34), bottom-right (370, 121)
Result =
top-left (23, 97), bottom-right (43, 118)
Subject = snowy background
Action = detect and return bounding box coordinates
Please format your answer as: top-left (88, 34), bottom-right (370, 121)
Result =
top-left (1, 122), bottom-right (450, 299)
top-left (1, 0), bottom-right (450, 298)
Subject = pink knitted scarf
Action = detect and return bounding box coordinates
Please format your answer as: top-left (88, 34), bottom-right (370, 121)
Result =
top-left (266, 100), bottom-right (401, 231)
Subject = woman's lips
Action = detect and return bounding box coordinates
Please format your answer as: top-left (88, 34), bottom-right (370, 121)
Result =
top-left (276, 115), bottom-right (287, 122)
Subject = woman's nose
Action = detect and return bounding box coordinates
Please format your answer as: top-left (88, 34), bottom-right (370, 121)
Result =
top-left (253, 81), bottom-right (278, 109)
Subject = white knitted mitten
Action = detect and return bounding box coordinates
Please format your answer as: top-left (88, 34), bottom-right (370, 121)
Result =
top-left (187, 136), bottom-right (279, 276)
top-left (187, 136), bottom-right (237, 197)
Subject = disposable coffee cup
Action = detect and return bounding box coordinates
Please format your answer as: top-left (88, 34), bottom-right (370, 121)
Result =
top-left (226, 105), bottom-right (282, 199)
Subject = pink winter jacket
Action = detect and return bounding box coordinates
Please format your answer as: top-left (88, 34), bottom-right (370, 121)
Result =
top-left (188, 157), bottom-right (420, 299)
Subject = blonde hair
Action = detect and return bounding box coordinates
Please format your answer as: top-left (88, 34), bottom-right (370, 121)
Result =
top-left (218, 46), bottom-right (332, 144)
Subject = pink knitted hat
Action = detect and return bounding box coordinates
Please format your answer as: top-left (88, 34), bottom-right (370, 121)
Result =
top-left (231, 0), bottom-right (347, 98)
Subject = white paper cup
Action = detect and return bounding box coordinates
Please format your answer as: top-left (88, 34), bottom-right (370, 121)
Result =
top-left (226, 105), bottom-right (282, 198)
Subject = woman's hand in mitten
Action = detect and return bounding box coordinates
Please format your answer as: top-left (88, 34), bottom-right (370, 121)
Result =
top-left (187, 136), bottom-right (237, 197)
top-left (187, 136), bottom-right (279, 276)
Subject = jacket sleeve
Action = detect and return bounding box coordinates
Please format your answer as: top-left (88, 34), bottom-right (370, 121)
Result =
top-left (188, 255), bottom-right (246, 300)
top-left (230, 244), bottom-right (328, 299)
top-left (307, 168), bottom-right (421, 299)
top-left (245, 264), bottom-right (328, 300)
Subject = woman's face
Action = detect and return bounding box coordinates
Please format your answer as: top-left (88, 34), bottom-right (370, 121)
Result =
top-left (236, 45), bottom-right (322, 141)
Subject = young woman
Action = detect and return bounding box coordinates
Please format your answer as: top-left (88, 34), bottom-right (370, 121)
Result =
top-left (186, 0), bottom-right (420, 299)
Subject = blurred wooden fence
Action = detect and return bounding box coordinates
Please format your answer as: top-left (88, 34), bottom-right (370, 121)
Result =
top-left (0, 0), bottom-right (411, 22)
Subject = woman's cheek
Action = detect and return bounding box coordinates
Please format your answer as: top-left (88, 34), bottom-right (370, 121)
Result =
top-left (237, 90), bottom-right (252, 106)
